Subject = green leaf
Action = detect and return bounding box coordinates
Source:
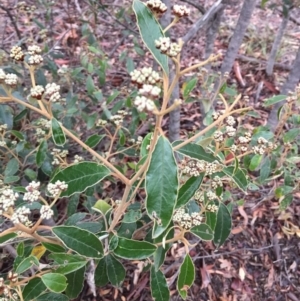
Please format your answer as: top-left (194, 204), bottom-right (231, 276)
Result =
top-left (122, 210), bottom-right (142, 223)
top-left (279, 194), bottom-right (293, 211)
top-left (263, 95), bottom-right (286, 106)
top-left (150, 266), bottom-right (170, 301)
top-left (14, 109), bottom-right (28, 122)
top-left (50, 162), bottom-right (110, 197)
top-left (41, 273), bottom-right (67, 293)
top-left (205, 205), bottom-right (217, 231)
top-left (177, 254), bottom-right (195, 299)
top-left (36, 140), bottom-right (48, 168)
top-left (54, 261), bottom-right (87, 275)
top-left (17, 242), bottom-right (24, 257)
top-left (16, 255), bottom-right (39, 274)
top-left (95, 257), bottom-right (109, 286)
top-left (0, 104), bottom-right (13, 129)
top-left (52, 226), bottom-right (104, 258)
top-left (259, 156), bottom-right (271, 183)
top-left (146, 136), bottom-right (178, 238)
top-left (117, 222), bottom-right (137, 238)
top-left (92, 199), bottom-right (112, 215)
top-left (173, 141), bottom-right (217, 162)
top-left (183, 78), bottom-right (198, 99)
top-left (4, 175), bottom-right (20, 184)
top-left (36, 293), bottom-right (69, 301)
top-left (283, 128), bottom-right (300, 143)
top-left (65, 266), bottom-right (85, 299)
top-left (176, 175), bottom-right (204, 209)
top-left (213, 203), bottom-right (231, 248)
top-left (42, 242), bottom-right (65, 253)
top-left (114, 237), bottom-right (157, 259)
top-left (132, 0), bottom-right (168, 74)
top-left (190, 224), bottom-right (214, 241)
top-left (85, 134), bottom-right (105, 148)
top-left (86, 75), bottom-right (95, 94)
top-left (51, 118), bottom-right (66, 146)
top-left (0, 232), bottom-right (17, 245)
top-left (140, 132), bottom-right (152, 157)
top-left (11, 130), bottom-right (24, 140)
top-left (4, 158), bottom-right (19, 176)
top-left (249, 154), bottom-right (263, 171)
top-left (105, 254), bottom-right (125, 287)
top-left (22, 278), bottom-right (46, 301)
top-left (222, 167), bottom-right (248, 191)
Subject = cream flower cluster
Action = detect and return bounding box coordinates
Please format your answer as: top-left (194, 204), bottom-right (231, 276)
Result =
top-left (23, 181), bottom-right (41, 203)
top-left (172, 4), bottom-right (190, 17)
top-left (173, 208), bottom-right (203, 229)
top-left (10, 46), bottom-right (24, 61)
top-left (0, 189), bottom-right (19, 214)
top-left (11, 206), bottom-right (31, 224)
top-left (30, 85), bottom-right (45, 99)
top-left (27, 45), bottom-right (43, 66)
top-left (252, 137), bottom-right (277, 155)
top-left (155, 37), bottom-right (181, 57)
top-left (130, 67), bottom-right (160, 85)
top-left (181, 158), bottom-right (223, 176)
top-left (44, 83), bottom-right (61, 102)
top-left (47, 180), bottom-right (68, 197)
top-left (40, 205), bottom-right (54, 219)
top-left (146, 0), bottom-right (167, 15)
top-left (110, 110), bottom-right (128, 126)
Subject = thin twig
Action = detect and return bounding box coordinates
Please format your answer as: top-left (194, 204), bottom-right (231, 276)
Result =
top-left (0, 4), bottom-right (22, 41)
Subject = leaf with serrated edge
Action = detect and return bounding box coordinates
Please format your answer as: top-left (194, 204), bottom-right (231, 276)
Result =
top-left (146, 136), bottom-right (178, 238)
top-left (177, 254), bottom-right (195, 299)
top-left (150, 266), bottom-right (170, 301)
top-left (50, 162), bottom-right (110, 197)
top-left (52, 226), bottom-right (103, 258)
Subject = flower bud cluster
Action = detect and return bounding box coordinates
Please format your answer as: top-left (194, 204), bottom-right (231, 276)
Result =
top-left (155, 37), bottom-right (181, 57)
top-left (11, 206), bottom-right (31, 224)
top-left (47, 180), bottom-right (68, 197)
top-left (172, 5), bottom-right (190, 17)
top-left (23, 181), bottom-right (41, 203)
top-left (27, 45), bottom-right (43, 66)
top-left (110, 110), bottom-right (128, 126)
top-left (130, 67), bottom-right (160, 86)
top-left (181, 158), bottom-right (222, 176)
top-left (10, 46), bottom-right (24, 61)
top-left (40, 205), bottom-right (54, 219)
top-left (51, 149), bottom-right (68, 165)
top-left (0, 124), bottom-right (8, 133)
top-left (207, 190), bottom-right (217, 201)
top-left (134, 90), bottom-right (157, 112)
top-left (252, 137), bottom-right (277, 155)
top-left (7, 271), bottom-right (18, 283)
top-left (213, 130), bottom-right (223, 142)
top-left (44, 83), bottom-right (61, 102)
top-left (211, 176), bottom-right (223, 189)
top-left (0, 277), bottom-right (10, 298)
top-left (207, 204), bottom-right (218, 212)
top-left (4, 74), bottom-right (18, 87)
top-left (30, 85), bottom-right (45, 99)
top-left (173, 208), bottom-right (203, 229)
top-left (74, 155), bottom-right (84, 163)
top-left (194, 190), bottom-right (204, 202)
top-left (146, 0), bottom-right (167, 15)
top-left (96, 119), bottom-right (108, 127)
top-left (0, 189), bottom-right (19, 214)
top-left (36, 118), bottom-right (51, 129)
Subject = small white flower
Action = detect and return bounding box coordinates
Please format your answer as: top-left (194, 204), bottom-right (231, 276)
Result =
top-left (10, 46), bottom-right (24, 61)
top-left (226, 126), bottom-right (236, 137)
top-left (0, 189), bottom-right (19, 213)
top-left (11, 206), bottom-right (31, 224)
top-left (226, 116), bottom-right (236, 126)
top-left (146, 0), bottom-right (167, 14)
top-left (213, 130), bottom-right (223, 142)
top-left (30, 85), bottom-right (44, 99)
top-left (172, 4), bottom-right (190, 17)
top-left (23, 181), bottom-right (41, 203)
top-left (45, 83), bottom-right (61, 102)
top-left (28, 55), bottom-right (43, 65)
top-left (40, 205), bottom-right (54, 219)
top-left (27, 45), bottom-right (42, 55)
top-left (47, 180), bottom-right (68, 197)
top-left (4, 74), bottom-right (18, 86)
